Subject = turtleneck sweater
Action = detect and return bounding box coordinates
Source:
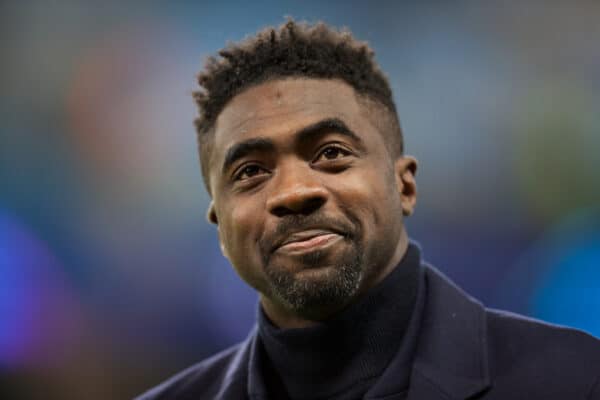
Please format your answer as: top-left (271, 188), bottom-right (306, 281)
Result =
top-left (253, 243), bottom-right (422, 400)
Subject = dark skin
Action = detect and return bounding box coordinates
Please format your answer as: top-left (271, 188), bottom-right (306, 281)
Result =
top-left (206, 78), bottom-right (417, 329)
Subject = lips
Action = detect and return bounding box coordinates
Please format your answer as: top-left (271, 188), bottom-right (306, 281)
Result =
top-left (273, 228), bottom-right (345, 253)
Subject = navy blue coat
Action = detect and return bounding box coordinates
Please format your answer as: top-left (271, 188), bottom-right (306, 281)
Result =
top-left (137, 266), bottom-right (600, 399)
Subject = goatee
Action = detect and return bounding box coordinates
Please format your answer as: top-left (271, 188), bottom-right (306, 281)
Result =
top-left (264, 238), bottom-right (364, 313)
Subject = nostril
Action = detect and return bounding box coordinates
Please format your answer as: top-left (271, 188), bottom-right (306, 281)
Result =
top-left (270, 196), bottom-right (326, 217)
top-left (271, 205), bottom-right (290, 218)
top-left (301, 197), bottom-right (325, 215)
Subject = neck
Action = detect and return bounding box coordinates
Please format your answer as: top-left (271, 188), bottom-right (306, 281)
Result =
top-left (260, 229), bottom-right (409, 329)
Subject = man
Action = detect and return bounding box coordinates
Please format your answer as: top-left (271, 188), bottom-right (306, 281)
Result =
top-left (138, 20), bottom-right (600, 399)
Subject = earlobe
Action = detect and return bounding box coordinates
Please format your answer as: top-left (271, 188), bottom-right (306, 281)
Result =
top-left (207, 201), bottom-right (218, 225)
top-left (395, 156), bottom-right (418, 216)
top-left (206, 202), bottom-right (230, 259)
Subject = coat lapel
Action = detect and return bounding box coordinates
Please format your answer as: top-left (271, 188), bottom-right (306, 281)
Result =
top-left (406, 265), bottom-right (491, 400)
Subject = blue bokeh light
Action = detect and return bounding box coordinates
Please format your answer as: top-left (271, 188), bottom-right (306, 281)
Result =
top-left (0, 209), bottom-right (36, 367)
top-left (530, 231), bottom-right (600, 337)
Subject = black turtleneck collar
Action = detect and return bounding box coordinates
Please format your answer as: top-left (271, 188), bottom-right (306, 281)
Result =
top-left (253, 242), bottom-right (422, 400)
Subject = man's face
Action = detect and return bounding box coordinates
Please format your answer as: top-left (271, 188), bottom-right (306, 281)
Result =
top-left (207, 78), bottom-right (416, 320)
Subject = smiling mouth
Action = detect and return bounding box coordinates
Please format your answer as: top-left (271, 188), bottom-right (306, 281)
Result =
top-left (276, 230), bottom-right (344, 254)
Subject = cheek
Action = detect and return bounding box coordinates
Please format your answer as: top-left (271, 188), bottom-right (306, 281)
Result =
top-left (219, 200), bottom-right (261, 256)
top-left (335, 166), bottom-right (401, 228)
top-left (217, 200), bottom-right (270, 292)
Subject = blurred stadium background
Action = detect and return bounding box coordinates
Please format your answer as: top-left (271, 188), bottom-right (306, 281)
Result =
top-left (1, 1), bottom-right (599, 398)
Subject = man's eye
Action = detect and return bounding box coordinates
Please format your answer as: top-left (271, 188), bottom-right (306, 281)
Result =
top-left (234, 165), bottom-right (266, 181)
top-left (315, 146), bottom-right (351, 162)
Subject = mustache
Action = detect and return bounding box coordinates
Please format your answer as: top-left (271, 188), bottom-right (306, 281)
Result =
top-left (259, 214), bottom-right (356, 255)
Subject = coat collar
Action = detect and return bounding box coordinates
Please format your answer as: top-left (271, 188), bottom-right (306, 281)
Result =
top-left (407, 265), bottom-right (491, 400)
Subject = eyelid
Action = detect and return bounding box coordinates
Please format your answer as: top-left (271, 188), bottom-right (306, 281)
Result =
top-left (312, 142), bottom-right (353, 162)
top-left (232, 162), bottom-right (268, 182)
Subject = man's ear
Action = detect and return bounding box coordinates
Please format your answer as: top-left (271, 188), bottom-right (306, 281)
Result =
top-left (394, 156), bottom-right (418, 216)
top-left (207, 202), bottom-right (230, 260)
top-left (207, 201), bottom-right (218, 225)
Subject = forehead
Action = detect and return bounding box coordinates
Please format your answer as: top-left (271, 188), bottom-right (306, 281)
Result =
top-left (212, 78), bottom-right (366, 152)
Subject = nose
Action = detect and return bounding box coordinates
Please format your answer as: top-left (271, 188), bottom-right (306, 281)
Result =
top-left (266, 164), bottom-right (328, 217)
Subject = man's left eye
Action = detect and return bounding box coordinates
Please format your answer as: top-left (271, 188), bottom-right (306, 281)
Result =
top-left (314, 146), bottom-right (351, 162)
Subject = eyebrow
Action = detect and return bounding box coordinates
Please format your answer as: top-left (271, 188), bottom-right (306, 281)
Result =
top-left (222, 137), bottom-right (276, 174)
top-left (221, 117), bottom-right (363, 174)
top-left (294, 118), bottom-right (363, 149)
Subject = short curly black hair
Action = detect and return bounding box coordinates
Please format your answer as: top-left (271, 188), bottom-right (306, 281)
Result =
top-left (194, 19), bottom-right (403, 193)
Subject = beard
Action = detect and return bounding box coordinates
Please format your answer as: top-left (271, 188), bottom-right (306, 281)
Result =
top-left (260, 215), bottom-right (364, 313)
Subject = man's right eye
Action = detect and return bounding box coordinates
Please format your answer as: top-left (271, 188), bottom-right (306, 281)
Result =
top-left (234, 164), bottom-right (266, 181)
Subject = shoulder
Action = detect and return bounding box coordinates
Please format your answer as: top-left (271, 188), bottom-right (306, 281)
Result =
top-left (134, 341), bottom-right (248, 400)
top-left (425, 264), bottom-right (600, 367)
top-left (486, 308), bottom-right (600, 375)
top-left (485, 309), bottom-right (600, 398)
top-left (423, 265), bottom-right (600, 397)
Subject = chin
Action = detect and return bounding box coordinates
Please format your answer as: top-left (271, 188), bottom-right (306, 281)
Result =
top-left (266, 252), bottom-right (364, 312)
